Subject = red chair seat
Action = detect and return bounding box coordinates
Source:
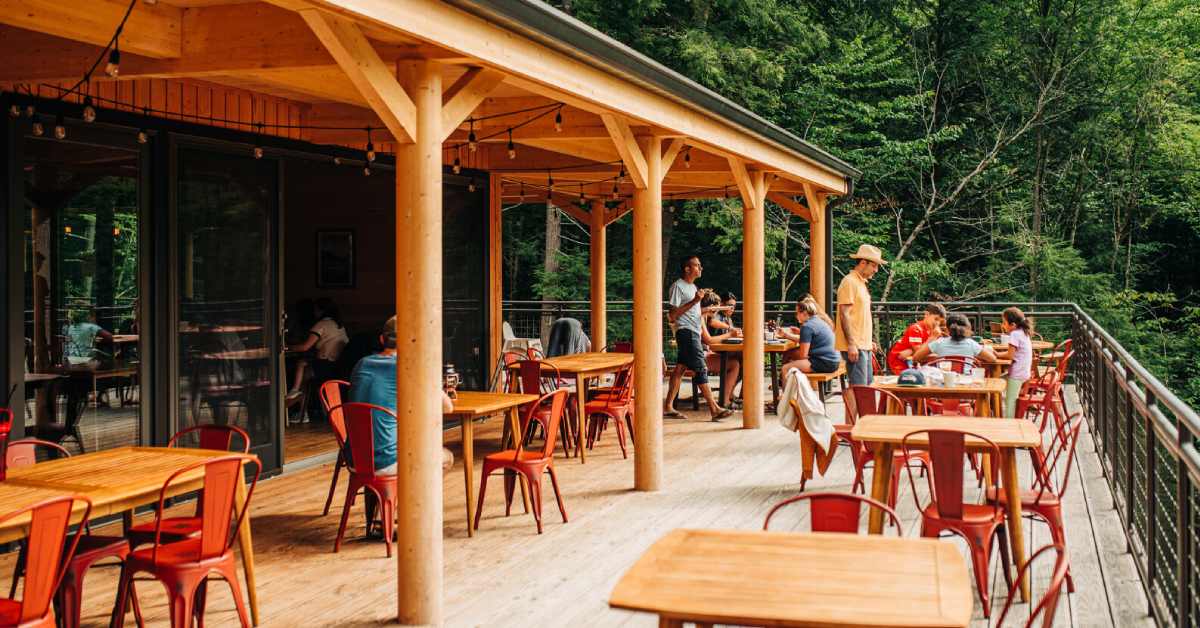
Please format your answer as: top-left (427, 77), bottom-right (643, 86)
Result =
top-left (127, 517), bottom-right (202, 543)
top-left (921, 502), bottom-right (1003, 525)
top-left (483, 449), bottom-right (546, 465)
top-left (983, 486), bottom-right (1061, 507)
top-left (72, 534), bottom-right (131, 559)
top-left (0, 599), bottom-right (20, 625)
top-left (127, 538), bottom-right (219, 568)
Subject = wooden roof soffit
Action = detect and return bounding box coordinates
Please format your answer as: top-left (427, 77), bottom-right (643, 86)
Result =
top-left (728, 158), bottom-right (769, 213)
top-left (300, 9), bottom-right (415, 143)
top-left (765, 192), bottom-right (813, 222)
top-left (0, 0), bottom-right (181, 59)
top-left (440, 67), bottom-right (507, 141)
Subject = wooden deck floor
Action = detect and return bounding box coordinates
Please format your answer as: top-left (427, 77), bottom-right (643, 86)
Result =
top-left (3, 385), bottom-right (1155, 627)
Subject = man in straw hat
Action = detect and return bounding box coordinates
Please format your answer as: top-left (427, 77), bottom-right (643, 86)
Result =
top-left (834, 244), bottom-right (886, 385)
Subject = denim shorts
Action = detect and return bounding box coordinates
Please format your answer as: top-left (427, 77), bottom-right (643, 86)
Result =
top-left (675, 328), bottom-right (708, 386)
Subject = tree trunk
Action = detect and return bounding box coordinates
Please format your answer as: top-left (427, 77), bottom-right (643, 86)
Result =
top-left (540, 202), bottom-right (561, 344)
top-left (661, 201), bottom-right (675, 292)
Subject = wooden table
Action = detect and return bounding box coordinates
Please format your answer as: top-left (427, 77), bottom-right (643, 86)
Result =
top-left (851, 414), bottom-right (1042, 601)
top-left (443, 391), bottom-right (538, 537)
top-left (609, 528), bottom-right (972, 627)
top-left (874, 376), bottom-right (1006, 417)
top-left (709, 340), bottom-right (796, 411)
top-left (0, 447), bottom-right (263, 624)
top-left (984, 339), bottom-right (1054, 352)
top-left (509, 352), bottom-right (634, 463)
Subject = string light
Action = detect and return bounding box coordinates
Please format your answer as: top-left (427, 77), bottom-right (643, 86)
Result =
top-left (578, 184), bottom-right (585, 204)
top-left (253, 122), bottom-right (264, 158)
top-left (554, 106), bottom-right (563, 132)
top-left (684, 148), bottom-right (691, 168)
top-left (611, 182), bottom-right (619, 200)
top-left (31, 119), bottom-right (44, 137)
top-left (82, 95), bottom-right (97, 123)
top-left (53, 115), bottom-right (67, 140)
top-left (8, 104), bottom-right (19, 118)
top-left (105, 40), bottom-right (121, 78)
top-left (24, 104), bottom-right (35, 118)
top-left (112, 227), bottom-right (121, 236)
top-left (519, 181), bottom-right (525, 198)
top-left (506, 129), bottom-right (516, 160)
top-left (452, 154), bottom-right (462, 174)
top-left (363, 165), bottom-right (371, 176)
top-left (468, 178), bottom-right (477, 193)
top-left (64, 225), bottom-right (72, 234)
top-left (618, 167), bottom-right (626, 184)
top-left (467, 119), bottom-right (478, 152)
top-left (365, 127), bottom-right (376, 162)
top-left (136, 129), bottom-right (148, 144)
top-left (547, 171), bottom-right (554, 193)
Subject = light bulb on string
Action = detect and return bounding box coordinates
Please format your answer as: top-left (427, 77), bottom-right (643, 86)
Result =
top-left (467, 120), bottom-right (478, 152)
top-left (53, 115), bottom-right (67, 140)
top-left (578, 184), bottom-right (585, 204)
top-left (452, 155), bottom-right (462, 174)
top-left (136, 129), bottom-right (148, 144)
top-left (547, 171), bottom-right (554, 193)
top-left (252, 123), bottom-right (264, 159)
top-left (112, 227), bottom-right (121, 236)
top-left (554, 107), bottom-right (563, 132)
top-left (333, 156), bottom-right (343, 166)
top-left (105, 42), bottom-right (121, 78)
top-left (519, 181), bottom-right (525, 198)
top-left (31, 119), bottom-right (45, 137)
top-left (468, 178), bottom-right (477, 193)
top-left (611, 182), bottom-right (619, 200)
top-left (617, 167), bottom-right (625, 184)
top-left (363, 165), bottom-right (372, 176)
top-left (684, 148), bottom-right (691, 168)
top-left (507, 129), bottom-right (516, 160)
top-left (64, 225), bottom-right (72, 234)
top-left (8, 104), bottom-right (19, 118)
top-left (82, 96), bottom-right (97, 123)
top-left (365, 127), bottom-right (376, 162)
top-left (24, 104), bottom-right (35, 118)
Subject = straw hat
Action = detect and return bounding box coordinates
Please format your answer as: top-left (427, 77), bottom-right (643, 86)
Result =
top-left (849, 244), bottom-right (887, 265)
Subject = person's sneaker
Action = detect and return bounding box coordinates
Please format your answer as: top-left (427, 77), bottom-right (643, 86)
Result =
top-left (285, 389), bottom-right (303, 401)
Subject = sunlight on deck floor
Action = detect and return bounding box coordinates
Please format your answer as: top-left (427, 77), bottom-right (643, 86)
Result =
top-left (2, 385), bottom-right (1156, 627)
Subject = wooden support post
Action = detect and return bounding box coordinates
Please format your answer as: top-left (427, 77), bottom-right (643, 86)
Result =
top-left (804, 183), bottom-right (827, 309)
top-left (589, 198), bottom-right (607, 349)
top-left (394, 59), bottom-right (443, 626)
top-left (731, 160), bottom-right (769, 428)
top-left (489, 173), bottom-right (503, 376)
top-left (632, 136), bottom-right (664, 490)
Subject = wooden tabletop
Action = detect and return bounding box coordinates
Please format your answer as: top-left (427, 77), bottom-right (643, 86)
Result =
top-left (709, 340), bottom-right (797, 353)
top-left (509, 352), bottom-right (634, 375)
top-left (0, 446), bottom-right (255, 543)
top-left (851, 415), bottom-right (1041, 449)
top-left (23, 373), bottom-right (63, 384)
top-left (610, 528), bottom-right (972, 627)
top-left (110, 334), bottom-right (139, 344)
top-left (983, 339), bottom-right (1054, 352)
top-left (445, 391), bottom-right (538, 418)
top-left (874, 376), bottom-right (1006, 395)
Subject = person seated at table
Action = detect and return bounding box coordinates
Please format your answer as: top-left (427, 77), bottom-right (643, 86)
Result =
top-left (886, 302), bottom-right (947, 374)
top-left (288, 297), bottom-right (349, 401)
top-left (705, 292), bottom-right (737, 334)
top-left (780, 299), bottom-right (841, 375)
top-left (701, 292), bottom-right (742, 408)
top-left (911, 313), bottom-right (998, 367)
top-left (63, 308), bottom-right (113, 367)
top-left (997, 306), bottom-right (1034, 418)
top-left (348, 316), bottom-right (454, 475)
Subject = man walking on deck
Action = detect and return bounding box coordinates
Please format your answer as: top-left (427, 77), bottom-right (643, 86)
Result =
top-left (835, 244), bottom-right (886, 385)
top-left (664, 255), bottom-right (733, 421)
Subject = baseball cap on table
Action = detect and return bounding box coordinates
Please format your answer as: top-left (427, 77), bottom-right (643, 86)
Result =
top-left (849, 244), bottom-right (887, 265)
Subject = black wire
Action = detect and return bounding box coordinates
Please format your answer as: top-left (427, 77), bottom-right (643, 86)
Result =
top-left (59, 0), bottom-right (137, 101)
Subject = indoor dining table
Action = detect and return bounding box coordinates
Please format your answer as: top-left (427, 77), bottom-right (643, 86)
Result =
top-left (0, 447), bottom-right (263, 624)
top-left (851, 414), bottom-right (1042, 602)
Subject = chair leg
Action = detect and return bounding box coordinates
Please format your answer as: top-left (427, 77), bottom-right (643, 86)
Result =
top-left (194, 578), bottom-right (208, 628)
top-left (966, 529), bottom-right (995, 618)
top-left (333, 483), bottom-right (358, 553)
top-left (322, 453), bottom-right (345, 516)
top-left (165, 574), bottom-right (200, 628)
top-left (996, 525), bottom-right (1013, 590)
top-left (547, 466), bottom-right (568, 523)
top-left (57, 566), bottom-right (81, 628)
top-left (111, 564), bottom-right (134, 628)
top-left (220, 564), bottom-right (253, 628)
top-left (1041, 507), bottom-right (1075, 592)
top-left (527, 470), bottom-right (545, 534)
top-left (503, 470), bottom-right (516, 516)
top-left (614, 414), bottom-right (628, 459)
top-left (8, 541), bottom-right (25, 598)
top-left (473, 469), bottom-right (492, 531)
top-left (380, 493), bottom-right (394, 558)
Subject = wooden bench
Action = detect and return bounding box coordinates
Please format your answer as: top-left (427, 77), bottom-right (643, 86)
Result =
top-left (804, 363), bottom-right (847, 404)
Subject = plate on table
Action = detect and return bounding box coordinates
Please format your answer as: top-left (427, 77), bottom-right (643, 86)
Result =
top-left (723, 338), bottom-right (744, 345)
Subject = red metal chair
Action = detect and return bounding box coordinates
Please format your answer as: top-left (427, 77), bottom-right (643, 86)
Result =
top-left (993, 543), bottom-right (1070, 628)
top-left (318, 379), bottom-right (351, 516)
top-left (113, 455), bottom-right (260, 628)
top-left (516, 360), bottom-right (574, 458)
top-left (584, 364), bottom-right (634, 458)
top-left (842, 386), bottom-right (928, 510)
top-left (4, 438), bottom-right (69, 470)
top-left (126, 424), bottom-right (251, 550)
top-left (474, 389), bottom-right (569, 534)
top-left (986, 412), bottom-right (1083, 593)
top-left (902, 428), bottom-right (1011, 618)
top-left (0, 495), bottom-right (92, 628)
top-left (331, 402), bottom-right (398, 556)
top-left (920, 355), bottom-right (976, 415)
top-left (762, 491), bottom-right (900, 533)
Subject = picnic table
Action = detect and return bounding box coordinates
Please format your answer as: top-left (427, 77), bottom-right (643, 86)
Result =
top-left (0, 446), bottom-right (263, 624)
top-left (610, 528), bottom-right (972, 627)
top-left (873, 375), bottom-right (1006, 417)
top-left (508, 352), bottom-right (633, 463)
top-left (851, 414), bottom-right (1042, 601)
top-left (443, 391), bottom-right (537, 537)
top-left (709, 339), bottom-right (796, 412)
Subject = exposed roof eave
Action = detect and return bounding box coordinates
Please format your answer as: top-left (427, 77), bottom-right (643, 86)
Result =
top-left (443, 0), bottom-right (862, 182)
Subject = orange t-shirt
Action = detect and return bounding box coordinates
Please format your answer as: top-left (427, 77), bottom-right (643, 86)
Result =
top-left (887, 322), bottom-right (930, 374)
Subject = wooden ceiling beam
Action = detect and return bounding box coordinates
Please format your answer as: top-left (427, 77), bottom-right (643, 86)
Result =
top-left (0, 0), bottom-right (182, 59)
top-left (300, 9), bottom-right (415, 143)
top-left (600, 114), bottom-right (649, 189)
top-left (802, 182), bottom-right (826, 223)
top-left (765, 191), bottom-right (813, 222)
top-left (440, 67), bottom-right (507, 141)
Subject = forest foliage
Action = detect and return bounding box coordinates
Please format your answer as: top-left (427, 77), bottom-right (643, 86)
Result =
top-left (504, 0), bottom-right (1200, 405)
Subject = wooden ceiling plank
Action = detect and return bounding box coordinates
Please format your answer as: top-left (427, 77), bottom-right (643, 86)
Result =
top-left (299, 9), bottom-right (415, 143)
top-left (0, 0), bottom-right (181, 58)
top-left (440, 67), bottom-right (507, 141)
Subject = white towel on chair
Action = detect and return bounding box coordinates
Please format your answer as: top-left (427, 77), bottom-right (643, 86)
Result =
top-left (777, 369), bottom-right (835, 454)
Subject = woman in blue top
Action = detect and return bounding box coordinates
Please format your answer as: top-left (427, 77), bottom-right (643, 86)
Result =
top-left (912, 313), bottom-right (998, 366)
top-left (780, 299), bottom-right (841, 374)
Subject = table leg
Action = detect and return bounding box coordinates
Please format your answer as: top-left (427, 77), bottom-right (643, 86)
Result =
top-left (658, 617), bottom-right (683, 628)
top-left (1002, 448), bottom-right (1030, 601)
top-left (718, 352), bottom-right (728, 408)
top-left (508, 406), bottom-right (531, 513)
top-left (867, 443), bottom-right (894, 534)
top-left (462, 416), bottom-right (475, 538)
top-left (234, 469), bottom-right (259, 626)
top-left (979, 392), bottom-right (996, 486)
top-left (576, 373), bottom-right (588, 463)
top-left (769, 353), bottom-right (781, 411)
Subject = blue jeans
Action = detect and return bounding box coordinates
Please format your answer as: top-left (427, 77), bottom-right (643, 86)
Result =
top-left (842, 350), bottom-right (873, 385)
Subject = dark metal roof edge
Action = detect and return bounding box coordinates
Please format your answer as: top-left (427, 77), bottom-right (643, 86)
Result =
top-left (443, 0), bottom-right (861, 182)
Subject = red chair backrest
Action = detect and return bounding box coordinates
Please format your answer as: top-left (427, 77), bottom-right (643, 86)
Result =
top-left (902, 429), bottom-right (1002, 522)
top-left (169, 424), bottom-right (251, 453)
top-left (995, 543), bottom-right (1070, 628)
top-left (0, 407), bottom-right (11, 480)
top-left (612, 341), bottom-right (633, 353)
top-left (5, 438), bottom-right (71, 468)
top-left (320, 379), bottom-right (350, 445)
top-left (843, 385), bottom-right (905, 424)
top-left (1033, 413), bottom-right (1084, 502)
top-left (762, 491), bottom-right (900, 533)
top-left (337, 402), bottom-right (395, 477)
top-left (0, 495), bottom-right (91, 623)
top-left (149, 455), bottom-right (259, 564)
top-left (516, 389), bottom-right (568, 460)
top-left (923, 355), bottom-right (974, 373)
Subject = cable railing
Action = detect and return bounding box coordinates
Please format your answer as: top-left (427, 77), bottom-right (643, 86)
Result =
top-left (504, 298), bottom-right (1198, 625)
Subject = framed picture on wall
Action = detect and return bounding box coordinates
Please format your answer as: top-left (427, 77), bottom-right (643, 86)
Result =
top-left (317, 230), bottom-right (355, 288)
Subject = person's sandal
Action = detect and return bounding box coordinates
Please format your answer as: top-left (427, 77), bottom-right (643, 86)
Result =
top-left (710, 408), bottom-right (734, 422)
top-left (663, 409), bottom-right (687, 420)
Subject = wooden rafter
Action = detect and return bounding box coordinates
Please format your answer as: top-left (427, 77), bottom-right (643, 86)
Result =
top-left (440, 67), bottom-right (507, 141)
top-left (661, 138), bottom-right (686, 173)
top-left (1, 0), bottom-right (181, 59)
top-left (600, 113), bottom-right (649, 189)
top-left (802, 182), bottom-right (825, 223)
top-left (728, 158), bottom-right (768, 212)
top-left (605, 203), bottom-right (633, 226)
top-left (765, 192), bottom-right (813, 222)
top-left (300, 9), bottom-right (416, 143)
